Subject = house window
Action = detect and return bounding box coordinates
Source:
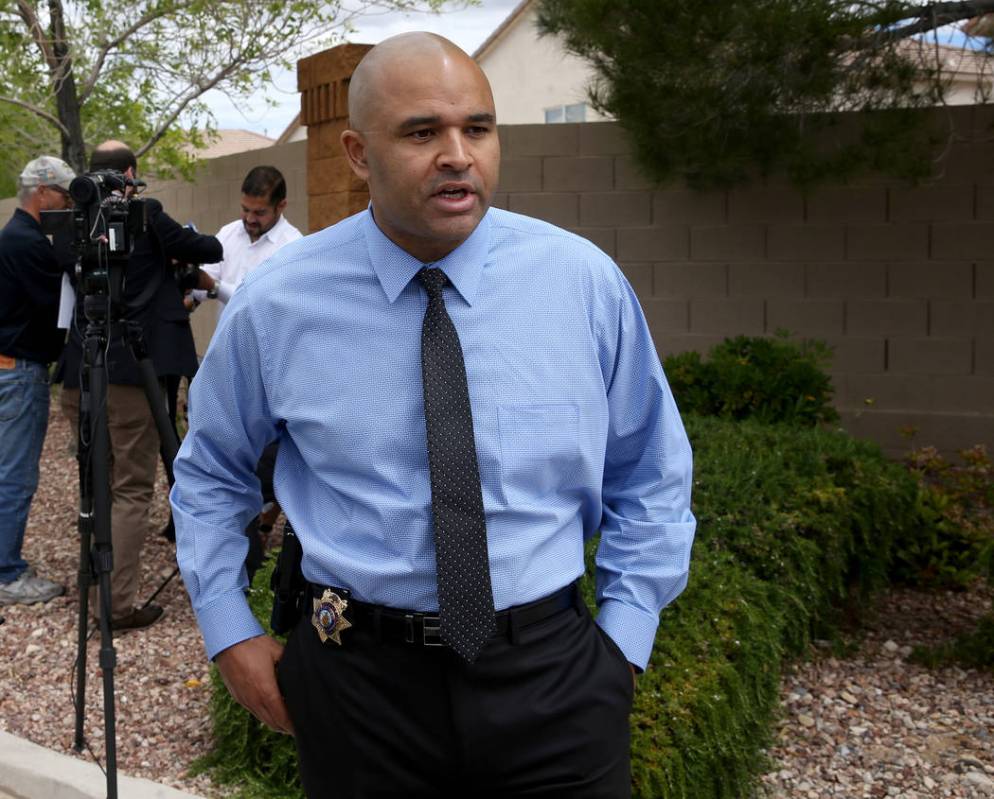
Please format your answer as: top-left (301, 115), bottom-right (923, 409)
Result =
top-left (544, 102), bottom-right (588, 124)
top-left (565, 102), bottom-right (587, 122)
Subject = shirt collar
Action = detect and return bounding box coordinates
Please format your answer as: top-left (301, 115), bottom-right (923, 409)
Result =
top-left (362, 206), bottom-right (491, 306)
top-left (246, 214), bottom-right (286, 247)
top-left (14, 207), bottom-right (41, 231)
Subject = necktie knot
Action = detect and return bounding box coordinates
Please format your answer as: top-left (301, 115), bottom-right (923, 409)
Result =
top-left (418, 267), bottom-right (448, 300)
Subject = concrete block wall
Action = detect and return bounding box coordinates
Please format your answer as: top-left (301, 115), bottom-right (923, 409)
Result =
top-left (2, 106), bottom-right (990, 457)
top-left (489, 109), bottom-right (993, 457)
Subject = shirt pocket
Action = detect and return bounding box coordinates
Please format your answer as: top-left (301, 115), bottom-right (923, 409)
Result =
top-left (497, 403), bottom-right (581, 502)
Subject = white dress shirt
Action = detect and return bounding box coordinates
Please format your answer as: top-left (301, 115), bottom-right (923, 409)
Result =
top-left (202, 214), bottom-right (303, 304)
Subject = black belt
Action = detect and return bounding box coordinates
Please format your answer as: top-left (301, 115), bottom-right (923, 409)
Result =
top-left (307, 581), bottom-right (581, 647)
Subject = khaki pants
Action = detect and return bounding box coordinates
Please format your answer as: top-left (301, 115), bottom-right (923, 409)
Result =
top-left (61, 385), bottom-right (160, 619)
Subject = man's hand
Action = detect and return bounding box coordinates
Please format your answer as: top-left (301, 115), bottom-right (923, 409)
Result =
top-left (630, 663), bottom-right (637, 690)
top-left (196, 269), bottom-right (216, 292)
top-left (259, 501), bottom-right (281, 531)
top-left (215, 635), bottom-right (294, 735)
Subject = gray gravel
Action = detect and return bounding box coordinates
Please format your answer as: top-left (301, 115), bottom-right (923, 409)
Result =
top-left (761, 587), bottom-right (994, 798)
top-left (0, 402), bottom-right (224, 797)
top-left (1, 403), bottom-right (991, 798)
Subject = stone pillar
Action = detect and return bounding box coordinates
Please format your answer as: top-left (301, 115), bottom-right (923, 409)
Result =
top-left (297, 43), bottom-right (373, 232)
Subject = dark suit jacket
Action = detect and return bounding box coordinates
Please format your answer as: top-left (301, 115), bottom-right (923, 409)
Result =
top-left (62, 199), bottom-right (222, 388)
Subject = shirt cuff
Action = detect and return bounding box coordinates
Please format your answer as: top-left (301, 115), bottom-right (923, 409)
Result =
top-left (218, 280), bottom-right (235, 304)
top-left (595, 597), bottom-right (660, 672)
top-left (196, 588), bottom-right (266, 661)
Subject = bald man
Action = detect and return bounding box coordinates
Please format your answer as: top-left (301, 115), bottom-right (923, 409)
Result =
top-left (172, 33), bottom-right (695, 798)
top-left (61, 141), bottom-right (221, 630)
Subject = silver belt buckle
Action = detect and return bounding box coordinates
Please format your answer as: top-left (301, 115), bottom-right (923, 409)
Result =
top-left (404, 613), bottom-right (444, 646)
top-left (422, 616), bottom-right (443, 646)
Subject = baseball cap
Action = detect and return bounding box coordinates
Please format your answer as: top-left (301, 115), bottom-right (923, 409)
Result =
top-left (18, 155), bottom-right (76, 191)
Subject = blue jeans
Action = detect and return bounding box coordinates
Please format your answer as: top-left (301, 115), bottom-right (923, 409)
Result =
top-left (0, 358), bottom-right (50, 583)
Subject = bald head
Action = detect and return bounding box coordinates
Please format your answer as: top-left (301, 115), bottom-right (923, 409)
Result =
top-left (94, 139), bottom-right (129, 154)
top-left (339, 31), bottom-right (500, 263)
top-left (348, 33), bottom-right (493, 131)
top-left (90, 139), bottom-right (137, 174)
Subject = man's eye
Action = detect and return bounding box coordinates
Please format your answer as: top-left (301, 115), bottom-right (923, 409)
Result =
top-left (410, 129), bottom-right (434, 141)
top-left (467, 126), bottom-right (490, 137)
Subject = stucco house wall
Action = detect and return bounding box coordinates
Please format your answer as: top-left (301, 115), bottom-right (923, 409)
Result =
top-left (475, 1), bottom-right (608, 125)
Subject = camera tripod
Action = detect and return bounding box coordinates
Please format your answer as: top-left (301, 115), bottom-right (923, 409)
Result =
top-left (71, 293), bottom-right (181, 799)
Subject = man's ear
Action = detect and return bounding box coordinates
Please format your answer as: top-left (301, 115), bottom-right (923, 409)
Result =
top-left (341, 129), bottom-right (370, 181)
top-left (275, 198), bottom-right (288, 216)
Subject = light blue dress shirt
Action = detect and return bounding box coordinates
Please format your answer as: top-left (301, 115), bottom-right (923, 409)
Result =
top-left (171, 207), bottom-right (696, 669)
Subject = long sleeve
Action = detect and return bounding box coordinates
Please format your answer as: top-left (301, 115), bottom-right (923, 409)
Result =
top-left (594, 275), bottom-right (696, 671)
top-left (153, 204), bottom-right (223, 265)
top-left (170, 288), bottom-right (279, 658)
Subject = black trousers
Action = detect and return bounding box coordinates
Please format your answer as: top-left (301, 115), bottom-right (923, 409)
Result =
top-left (278, 593), bottom-right (634, 798)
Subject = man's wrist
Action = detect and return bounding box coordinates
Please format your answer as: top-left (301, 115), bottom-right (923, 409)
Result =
top-left (206, 279), bottom-right (219, 299)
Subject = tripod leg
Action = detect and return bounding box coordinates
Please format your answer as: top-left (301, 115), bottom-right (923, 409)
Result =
top-left (73, 377), bottom-right (94, 753)
top-left (74, 264), bottom-right (153, 797)
top-left (87, 340), bottom-right (120, 799)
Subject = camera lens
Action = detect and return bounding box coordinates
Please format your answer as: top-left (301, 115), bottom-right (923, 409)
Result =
top-left (69, 175), bottom-right (98, 205)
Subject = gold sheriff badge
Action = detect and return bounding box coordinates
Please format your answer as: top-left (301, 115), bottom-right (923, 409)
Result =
top-left (311, 589), bottom-right (352, 645)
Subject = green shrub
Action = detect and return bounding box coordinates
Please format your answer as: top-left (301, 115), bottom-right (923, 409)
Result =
top-left (664, 334), bottom-right (838, 427)
top-left (196, 416), bottom-right (923, 799)
top-left (616, 416), bottom-right (918, 798)
top-left (190, 557), bottom-right (304, 799)
top-left (898, 445), bottom-right (994, 672)
top-left (891, 445), bottom-right (994, 589)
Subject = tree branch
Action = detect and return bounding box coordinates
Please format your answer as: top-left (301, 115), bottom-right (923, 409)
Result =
top-left (864, 0), bottom-right (994, 44)
top-left (46, 0), bottom-right (74, 100)
top-left (0, 94), bottom-right (70, 137)
top-left (15, 0), bottom-right (57, 70)
top-left (135, 61), bottom-right (242, 157)
top-left (79, 0), bottom-right (201, 103)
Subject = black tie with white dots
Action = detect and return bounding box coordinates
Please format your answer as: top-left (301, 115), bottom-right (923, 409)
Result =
top-left (417, 267), bottom-right (495, 662)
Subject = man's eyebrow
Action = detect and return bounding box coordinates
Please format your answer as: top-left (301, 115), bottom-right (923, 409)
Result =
top-left (398, 115), bottom-right (442, 131)
top-left (467, 113), bottom-right (496, 125)
top-left (397, 112), bottom-right (496, 131)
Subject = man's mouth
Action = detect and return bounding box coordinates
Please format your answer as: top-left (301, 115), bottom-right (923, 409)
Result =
top-left (430, 184), bottom-right (478, 213)
top-left (436, 188), bottom-right (469, 200)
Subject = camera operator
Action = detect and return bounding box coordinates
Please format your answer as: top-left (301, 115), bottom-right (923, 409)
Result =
top-left (60, 140), bottom-right (221, 631)
top-left (0, 156), bottom-right (76, 607)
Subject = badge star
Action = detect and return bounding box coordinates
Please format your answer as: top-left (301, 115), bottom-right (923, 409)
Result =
top-left (311, 589), bottom-right (352, 645)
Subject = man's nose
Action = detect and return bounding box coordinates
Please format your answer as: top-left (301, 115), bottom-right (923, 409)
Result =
top-left (436, 130), bottom-right (472, 172)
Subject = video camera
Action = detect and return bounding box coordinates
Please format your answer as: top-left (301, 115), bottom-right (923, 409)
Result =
top-left (68, 170), bottom-right (147, 294)
top-left (37, 168), bottom-right (148, 318)
top-left (40, 169), bottom-right (148, 313)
